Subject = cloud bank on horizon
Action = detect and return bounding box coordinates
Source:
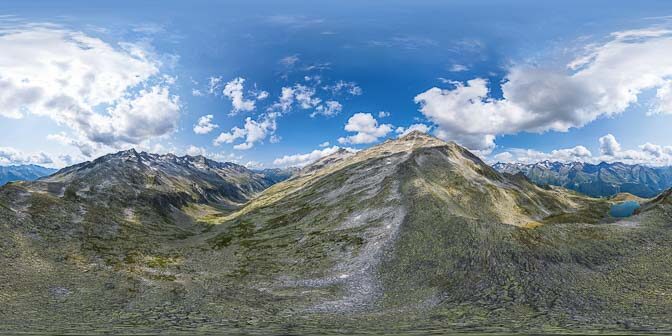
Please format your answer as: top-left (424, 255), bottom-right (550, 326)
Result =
top-left (1, 2), bottom-right (672, 169)
top-left (415, 29), bottom-right (672, 154)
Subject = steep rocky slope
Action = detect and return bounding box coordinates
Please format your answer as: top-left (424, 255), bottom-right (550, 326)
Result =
top-left (197, 131), bottom-right (595, 313)
top-left (37, 149), bottom-right (279, 209)
top-left (493, 160), bottom-right (672, 198)
top-left (2, 134), bottom-right (672, 334)
top-left (0, 149), bottom-right (286, 257)
top-left (196, 132), bottom-right (672, 331)
top-left (0, 149), bottom-right (291, 331)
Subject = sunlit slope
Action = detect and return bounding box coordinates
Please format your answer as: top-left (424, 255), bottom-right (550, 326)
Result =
top-left (199, 132), bottom-right (672, 330)
top-left (202, 132), bottom-right (605, 310)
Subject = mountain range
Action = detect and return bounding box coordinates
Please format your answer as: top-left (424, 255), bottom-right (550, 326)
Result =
top-left (2, 132), bottom-right (672, 333)
top-left (0, 164), bottom-right (56, 186)
top-left (39, 148), bottom-right (288, 210)
top-left (493, 160), bottom-right (672, 198)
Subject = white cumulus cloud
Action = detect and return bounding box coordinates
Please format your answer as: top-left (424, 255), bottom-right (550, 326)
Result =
top-left (395, 124), bottom-right (431, 137)
top-left (273, 145), bottom-right (349, 167)
top-left (449, 64), bottom-right (469, 72)
top-left (223, 77), bottom-right (256, 114)
top-left (415, 28), bottom-right (672, 154)
top-left (185, 145), bottom-right (207, 156)
top-left (599, 134), bottom-right (621, 156)
top-left (211, 78), bottom-right (362, 149)
top-left (0, 146), bottom-right (54, 166)
top-left (338, 113), bottom-right (393, 144)
top-left (193, 114), bottom-right (219, 134)
top-left (208, 76), bottom-right (222, 95)
top-left (256, 90), bottom-right (269, 100)
top-left (325, 80), bottom-right (363, 96)
top-left (0, 25), bottom-right (180, 155)
top-left (492, 134), bottom-right (672, 166)
top-left (213, 114), bottom-right (278, 150)
top-left (293, 84), bottom-right (321, 109)
top-left (492, 146), bottom-right (593, 164)
top-left (213, 126), bottom-right (245, 146)
top-left (311, 100), bottom-right (342, 117)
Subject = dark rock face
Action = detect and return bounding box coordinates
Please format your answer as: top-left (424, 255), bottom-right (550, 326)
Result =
top-left (493, 160), bottom-right (672, 197)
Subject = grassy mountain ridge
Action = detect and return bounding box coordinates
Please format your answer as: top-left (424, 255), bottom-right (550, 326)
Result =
top-left (194, 132), bottom-right (666, 326)
top-left (2, 133), bottom-right (672, 333)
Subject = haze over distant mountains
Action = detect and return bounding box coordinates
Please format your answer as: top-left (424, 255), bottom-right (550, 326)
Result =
top-left (0, 164), bottom-right (56, 186)
top-left (493, 161), bottom-right (672, 198)
top-left (4, 153), bottom-right (671, 201)
top-left (3, 131), bottom-right (672, 333)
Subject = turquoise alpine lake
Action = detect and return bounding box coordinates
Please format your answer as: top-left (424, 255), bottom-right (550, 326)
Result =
top-left (610, 200), bottom-right (640, 218)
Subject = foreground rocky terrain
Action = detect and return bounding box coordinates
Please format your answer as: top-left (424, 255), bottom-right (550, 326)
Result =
top-left (1, 132), bottom-right (672, 334)
top-left (493, 160), bottom-right (672, 198)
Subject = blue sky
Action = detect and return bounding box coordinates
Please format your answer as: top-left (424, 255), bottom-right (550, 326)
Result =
top-left (2, 0), bottom-right (672, 168)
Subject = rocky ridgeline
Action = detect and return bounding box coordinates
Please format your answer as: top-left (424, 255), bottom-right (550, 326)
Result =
top-left (493, 160), bottom-right (672, 197)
